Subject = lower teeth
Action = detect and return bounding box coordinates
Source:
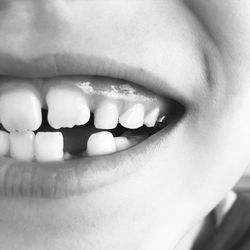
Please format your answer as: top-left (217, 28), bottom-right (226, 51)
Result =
top-left (0, 125), bottom-right (150, 162)
top-left (0, 107), bottom-right (158, 162)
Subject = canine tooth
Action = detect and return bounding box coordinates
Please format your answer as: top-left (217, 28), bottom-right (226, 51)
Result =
top-left (46, 85), bottom-right (90, 129)
top-left (0, 130), bottom-right (9, 156)
top-left (119, 103), bottom-right (144, 129)
top-left (9, 131), bottom-right (35, 161)
top-left (144, 107), bottom-right (160, 127)
top-left (35, 132), bottom-right (63, 162)
top-left (87, 131), bottom-right (116, 156)
top-left (94, 100), bottom-right (119, 129)
top-left (0, 85), bottom-right (42, 132)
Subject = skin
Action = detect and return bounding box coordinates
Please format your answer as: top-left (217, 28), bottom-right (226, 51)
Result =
top-left (0, 0), bottom-right (250, 249)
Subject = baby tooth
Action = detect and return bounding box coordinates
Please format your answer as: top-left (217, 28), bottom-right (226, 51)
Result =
top-left (9, 131), bottom-right (35, 161)
top-left (119, 104), bottom-right (144, 129)
top-left (0, 130), bottom-right (9, 156)
top-left (46, 85), bottom-right (90, 129)
top-left (35, 132), bottom-right (64, 162)
top-left (87, 131), bottom-right (116, 156)
top-left (114, 137), bottom-right (132, 151)
top-left (0, 85), bottom-right (42, 132)
top-left (144, 107), bottom-right (160, 127)
top-left (94, 100), bottom-right (119, 129)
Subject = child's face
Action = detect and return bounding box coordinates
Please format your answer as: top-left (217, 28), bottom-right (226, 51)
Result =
top-left (0, 0), bottom-right (249, 249)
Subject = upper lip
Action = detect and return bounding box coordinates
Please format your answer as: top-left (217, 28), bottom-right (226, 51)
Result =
top-left (0, 52), bottom-right (190, 107)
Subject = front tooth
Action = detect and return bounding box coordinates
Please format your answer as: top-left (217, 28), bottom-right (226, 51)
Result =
top-left (0, 84), bottom-right (42, 132)
top-left (144, 107), bottom-right (160, 127)
top-left (46, 85), bottom-right (90, 129)
top-left (35, 132), bottom-right (64, 162)
top-left (119, 103), bottom-right (145, 129)
top-left (9, 131), bottom-right (35, 161)
top-left (94, 100), bottom-right (119, 129)
top-left (87, 131), bottom-right (116, 156)
top-left (0, 130), bottom-right (9, 156)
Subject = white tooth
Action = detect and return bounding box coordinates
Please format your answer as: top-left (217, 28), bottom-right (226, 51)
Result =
top-left (87, 131), bottom-right (116, 156)
top-left (46, 85), bottom-right (90, 129)
top-left (35, 132), bottom-right (63, 162)
top-left (0, 85), bottom-right (42, 132)
top-left (0, 130), bottom-right (9, 156)
top-left (144, 107), bottom-right (160, 127)
top-left (9, 131), bottom-right (35, 161)
top-left (119, 103), bottom-right (144, 129)
top-left (114, 137), bottom-right (132, 151)
top-left (94, 100), bottom-right (119, 129)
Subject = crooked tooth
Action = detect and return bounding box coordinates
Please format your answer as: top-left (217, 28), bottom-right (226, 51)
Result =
top-left (119, 103), bottom-right (144, 129)
top-left (94, 100), bottom-right (119, 129)
top-left (35, 132), bottom-right (64, 162)
top-left (144, 107), bottom-right (160, 127)
top-left (0, 84), bottom-right (42, 132)
top-left (87, 131), bottom-right (116, 156)
top-left (46, 84), bottom-right (90, 129)
top-left (9, 131), bottom-right (35, 161)
top-left (0, 130), bottom-right (9, 156)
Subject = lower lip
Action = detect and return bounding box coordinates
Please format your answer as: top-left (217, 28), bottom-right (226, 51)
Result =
top-left (0, 119), bottom-right (180, 199)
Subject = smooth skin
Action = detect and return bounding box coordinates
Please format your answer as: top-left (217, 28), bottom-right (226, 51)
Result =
top-left (0, 0), bottom-right (250, 249)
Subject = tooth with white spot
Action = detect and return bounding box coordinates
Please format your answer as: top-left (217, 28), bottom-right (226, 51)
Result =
top-left (119, 103), bottom-right (144, 129)
top-left (46, 84), bottom-right (90, 129)
top-left (0, 130), bottom-right (9, 156)
top-left (87, 131), bottom-right (116, 156)
top-left (9, 131), bottom-right (35, 161)
top-left (144, 107), bottom-right (160, 127)
top-left (94, 100), bottom-right (119, 129)
top-left (35, 132), bottom-right (63, 162)
top-left (0, 84), bottom-right (42, 132)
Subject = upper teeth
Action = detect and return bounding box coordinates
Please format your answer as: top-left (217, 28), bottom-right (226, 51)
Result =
top-left (119, 103), bottom-right (145, 129)
top-left (46, 83), bottom-right (90, 129)
top-left (0, 78), bottom-right (166, 131)
top-left (144, 107), bottom-right (160, 127)
top-left (0, 82), bottom-right (42, 132)
top-left (94, 100), bottom-right (120, 129)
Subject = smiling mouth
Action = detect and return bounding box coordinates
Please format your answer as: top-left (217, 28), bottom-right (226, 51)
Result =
top-left (0, 54), bottom-right (186, 199)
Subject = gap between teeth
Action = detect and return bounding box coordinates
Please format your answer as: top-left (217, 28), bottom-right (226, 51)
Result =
top-left (0, 130), bottom-right (143, 162)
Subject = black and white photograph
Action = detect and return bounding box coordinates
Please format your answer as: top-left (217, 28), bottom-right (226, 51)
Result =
top-left (0, 0), bottom-right (249, 249)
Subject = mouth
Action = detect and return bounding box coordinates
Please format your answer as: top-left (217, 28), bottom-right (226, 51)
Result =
top-left (0, 54), bottom-right (186, 199)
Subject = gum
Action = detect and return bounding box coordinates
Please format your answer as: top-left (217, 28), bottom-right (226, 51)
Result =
top-left (0, 75), bottom-right (167, 116)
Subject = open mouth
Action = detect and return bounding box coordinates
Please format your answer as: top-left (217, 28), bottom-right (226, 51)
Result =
top-left (0, 59), bottom-right (186, 199)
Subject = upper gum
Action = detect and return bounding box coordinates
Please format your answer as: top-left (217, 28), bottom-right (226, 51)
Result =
top-left (0, 76), bottom-right (165, 112)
